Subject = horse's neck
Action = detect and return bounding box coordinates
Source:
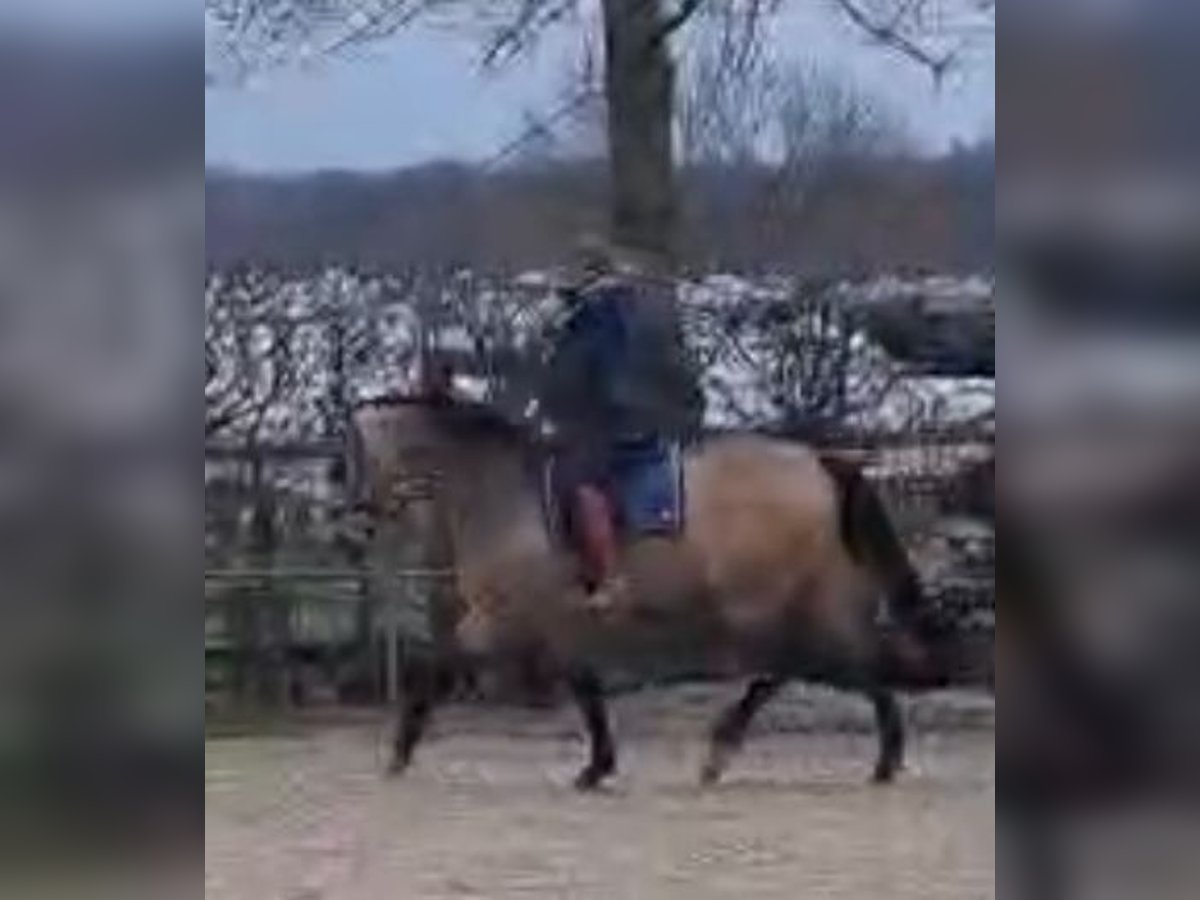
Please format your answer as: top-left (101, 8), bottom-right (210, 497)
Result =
top-left (444, 440), bottom-right (544, 560)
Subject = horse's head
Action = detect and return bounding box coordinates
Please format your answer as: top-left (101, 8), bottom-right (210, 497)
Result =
top-left (346, 390), bottom-right (531, 520)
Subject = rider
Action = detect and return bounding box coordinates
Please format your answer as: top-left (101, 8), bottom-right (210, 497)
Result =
top-left (539, 235), bottom-right (703, 611)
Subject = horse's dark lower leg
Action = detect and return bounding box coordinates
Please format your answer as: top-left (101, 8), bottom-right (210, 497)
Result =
top-left (387, 659), bottom-right (446, 776)
top-left (567, 668), bottom-right (616, 791)
top-left (700, 675), bottom-right (786, 786)
top-left (870, 689), bottom-right (906, 783)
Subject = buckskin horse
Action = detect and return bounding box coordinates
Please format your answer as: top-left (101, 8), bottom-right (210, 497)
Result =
top-left (348, 394), bottom-right (983, 791)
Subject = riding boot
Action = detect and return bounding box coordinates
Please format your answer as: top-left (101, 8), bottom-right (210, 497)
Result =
top-left (574, 485), bottom-right (627, 612)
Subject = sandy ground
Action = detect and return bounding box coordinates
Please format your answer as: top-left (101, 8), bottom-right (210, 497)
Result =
top-left (206, 688), bottom-right (994, 900)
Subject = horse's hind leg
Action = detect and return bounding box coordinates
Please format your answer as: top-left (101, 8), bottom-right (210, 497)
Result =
top-left (700, 676), bottom-right (787, 786)
top-left (566, 667), bottom-right (617, 791)
top-left (869, 688), bottom-right (905, 783)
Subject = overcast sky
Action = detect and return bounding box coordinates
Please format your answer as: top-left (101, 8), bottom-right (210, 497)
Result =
top-left (201, 4), bottom-right (994, 173)
top-left (0, 0), bottom-right (191, 36)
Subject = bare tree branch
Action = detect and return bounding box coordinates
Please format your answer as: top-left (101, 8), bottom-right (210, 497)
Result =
top-left (654, 0), bottom-right (708, 44)
top-left (321, 0), bottom-right (436, 58)
top-left (480, 85), bottom-right (602, 169)
top-left (481, 0), bottom-right (578, 69)
top-left (829, 0), bottom-right (957, 82)
top-left (208, 0), bottom-right (990, 263)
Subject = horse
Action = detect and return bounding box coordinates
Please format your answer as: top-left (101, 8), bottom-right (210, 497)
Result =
top-left (348, 394), bottom-right (983, 791)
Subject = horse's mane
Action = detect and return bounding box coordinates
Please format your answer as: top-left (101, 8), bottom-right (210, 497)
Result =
top-left (355, 392), bottom-right (531, 449)
top-left (437, 398), bottom-right (531, 447)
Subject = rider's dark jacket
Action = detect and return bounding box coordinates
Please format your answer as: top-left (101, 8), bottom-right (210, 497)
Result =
top-left (539, 274), bottom-right (703, 449)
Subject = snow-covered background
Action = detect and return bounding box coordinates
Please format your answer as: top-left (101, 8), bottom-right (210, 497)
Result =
top-left (205, 267), bottom-right (994, 451)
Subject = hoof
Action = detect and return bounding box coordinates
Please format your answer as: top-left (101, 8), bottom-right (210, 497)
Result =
top-left (699, 745), bottom-right (730, 787)
top-left (385, 757), bottom-right (410, 779)
top-left (573, 764), bottom-right (615, 792)
top-left (698, 761), bottom-right (724, 787)
top-left (871, 763), bottom-right (902, 785)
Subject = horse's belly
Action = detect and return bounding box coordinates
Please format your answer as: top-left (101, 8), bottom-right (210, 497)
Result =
top-left (583, 614), bottom-right (739, 680)
top-left (622, 537), bottom-right (709, 615)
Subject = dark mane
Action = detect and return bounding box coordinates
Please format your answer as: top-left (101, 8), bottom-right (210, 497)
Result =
top-left (354, 391), bottom-right (530, 448)
top-left (434, 397), bottom-right (530, 446)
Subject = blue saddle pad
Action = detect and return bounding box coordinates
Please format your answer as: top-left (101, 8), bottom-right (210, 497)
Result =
top-left (542, 439), bottom-right (685, 543)
top-left (610, 439), bottom-right (685, 537)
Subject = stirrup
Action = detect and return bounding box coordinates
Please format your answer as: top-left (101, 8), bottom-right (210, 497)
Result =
top-left (582, 575), bottom-right (628, 613)
top-left (583, 589), bottom-right (616, 613)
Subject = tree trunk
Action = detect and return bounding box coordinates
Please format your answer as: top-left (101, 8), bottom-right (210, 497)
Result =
top-left (601, 0), bottom-right (677, 263)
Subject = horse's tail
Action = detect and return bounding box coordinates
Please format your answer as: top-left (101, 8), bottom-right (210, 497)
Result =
top-left (818, 454), bottom-right (934, 637)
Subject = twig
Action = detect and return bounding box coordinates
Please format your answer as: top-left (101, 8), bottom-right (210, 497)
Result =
top-left (830, 0), bottom-right (956, 83)
top-left (654, 0), bottom-right (708, 44)
top-left (480, 86), bottom-right (601, 170)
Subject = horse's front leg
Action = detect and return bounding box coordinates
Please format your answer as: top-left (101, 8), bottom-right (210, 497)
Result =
top-left (869, 688), bottom-right (906, 783)
top-left (387, 657), bottom-right (451, 777)
top-left (566, 666), bottom-right (617, 790)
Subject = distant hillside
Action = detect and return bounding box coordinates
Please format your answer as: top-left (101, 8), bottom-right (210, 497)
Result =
top-left (206, 143), bottom-right (993, 276)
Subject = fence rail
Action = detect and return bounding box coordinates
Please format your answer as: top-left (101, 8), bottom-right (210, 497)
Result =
top-left (205, 563), bottom-right (457, 707)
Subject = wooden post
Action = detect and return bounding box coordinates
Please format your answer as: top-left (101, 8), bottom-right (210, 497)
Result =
top-left (384, 573), bottom-right (401, 706)
top-left (367, 518), bottom-right (408, 707)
